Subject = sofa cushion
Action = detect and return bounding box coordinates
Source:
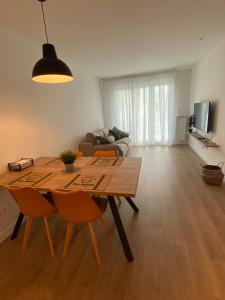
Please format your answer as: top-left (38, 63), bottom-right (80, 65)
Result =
top-left (102, 128), bottom-right (109, 137)
top-left (97, 135), bottom-right (116, 145)
top-left (97, 136), bottom-right (111, 145)
top-left (106, 135), bottom-right (116, 143)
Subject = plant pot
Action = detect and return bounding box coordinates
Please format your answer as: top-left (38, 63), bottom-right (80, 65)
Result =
top-left (64, 163), bottom-right (74, 173)
top-left (188, 128), bottom-right (193, 133)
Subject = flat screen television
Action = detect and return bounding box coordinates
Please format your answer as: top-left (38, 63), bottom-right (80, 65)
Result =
top-left (194, 101), bottom-right (211, 133)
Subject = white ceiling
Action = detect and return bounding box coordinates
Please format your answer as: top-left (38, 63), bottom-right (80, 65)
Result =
top-left (1, 0), bottom-right (225, 78)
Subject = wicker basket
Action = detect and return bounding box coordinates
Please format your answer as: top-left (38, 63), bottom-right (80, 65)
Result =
top-left (202, 162), bottom-right (224, 186)
top-left (202, 173), bottom-right (224, 186)
top-left (202, 164), bottom-right (223, 176)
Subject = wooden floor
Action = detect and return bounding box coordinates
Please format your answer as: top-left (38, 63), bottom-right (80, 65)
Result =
top-left (1, 145), bottom-right (225, 300)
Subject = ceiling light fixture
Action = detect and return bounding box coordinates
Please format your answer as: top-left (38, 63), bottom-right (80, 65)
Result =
top-left (32, 0), bottom-right (73, 84)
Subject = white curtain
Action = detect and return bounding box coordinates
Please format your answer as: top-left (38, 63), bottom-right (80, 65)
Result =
top-left (102, 73), bottom-right (176, 146)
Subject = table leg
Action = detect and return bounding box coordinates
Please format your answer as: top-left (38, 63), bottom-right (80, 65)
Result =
top-left (107, 196), bottom-right (134, 262)
top-left (11, 212), bottom-right (24, 240)
top-left (125, 197), bottom-right (139, 212)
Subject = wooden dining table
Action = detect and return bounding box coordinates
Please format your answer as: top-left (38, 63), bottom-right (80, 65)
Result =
top-left (0, 156), bottom-right (142, 262)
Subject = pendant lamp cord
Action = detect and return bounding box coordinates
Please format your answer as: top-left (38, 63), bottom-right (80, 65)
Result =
top-left (40, 1), bottom-right (49, 43)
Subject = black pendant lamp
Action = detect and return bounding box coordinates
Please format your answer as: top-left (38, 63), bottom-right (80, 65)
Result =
top-left (32, 0), bottom-right (73, 84)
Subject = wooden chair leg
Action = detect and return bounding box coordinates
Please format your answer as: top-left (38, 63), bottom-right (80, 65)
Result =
top-left (22, 216), bottom-right (32, 251)
top-left (27, 217), bottom-right (33, 243)
top-left (99, 217), bottom-right (109, 235)
top-left (63, 222), bottom-right (73, 259)
top-left (43, 217), bottom-right (55, 258)
top-left (87, 222), bottom-right (101, 266)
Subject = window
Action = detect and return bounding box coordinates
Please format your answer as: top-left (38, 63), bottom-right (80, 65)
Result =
top-left (102, 73), bottom-right (176, 146)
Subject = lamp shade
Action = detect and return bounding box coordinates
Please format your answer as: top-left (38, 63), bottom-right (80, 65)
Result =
top-left (32, 43), bottom-right (73, 83)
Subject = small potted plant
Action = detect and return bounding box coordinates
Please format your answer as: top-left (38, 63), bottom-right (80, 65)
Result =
top-left (188, 114), bottom-right (196, 133)
top-left (60, 150), bottom-right (76, 172)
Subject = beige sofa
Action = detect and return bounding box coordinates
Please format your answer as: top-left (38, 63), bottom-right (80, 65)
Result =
top-left (79, 128), bottom-right (131, 156)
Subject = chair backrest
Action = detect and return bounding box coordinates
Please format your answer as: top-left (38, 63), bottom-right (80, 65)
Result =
top-left (74, 150), bottom-right (83, 157)
top-left (51, 190), bottom-right (103, 224)
top-left (94, 150), bottom-right (117, 157)
top-left (7, 186), bottom-right (55, 217)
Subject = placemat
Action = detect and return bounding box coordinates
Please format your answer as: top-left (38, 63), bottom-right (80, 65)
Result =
top-left (46, 157), bottom-right (91, 167)
top-left (89, 157), bottom-right (124, 166)
top-left (46, 158), bottom-right (63, 166)
top-left (63, 174), bottom-right (112, 191)
top-left (8, 172), bottom-right (53, 187)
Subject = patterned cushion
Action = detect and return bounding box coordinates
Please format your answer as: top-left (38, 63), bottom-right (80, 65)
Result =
top-left (109, 129), bottom-right (121, 140)
top-left (113, 127), bottom-right (129, 138)
top-left (109, 127), bottom-right (129, 140)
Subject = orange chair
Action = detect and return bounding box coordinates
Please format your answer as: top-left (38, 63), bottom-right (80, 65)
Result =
top-left (51, 190), bottom-right (109, 265)
top-left (94, 150), bottom-right (117, 157)
top-left (74, 150), bottom-right (83, 157)
top-left (7, 186), bottom-right (56, 258)
top-left (94, 150), bottom-right (122, 205)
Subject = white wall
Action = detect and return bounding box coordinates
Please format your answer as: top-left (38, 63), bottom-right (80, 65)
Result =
top-left (189, 38), bottom-right (225, 165)
top-left (0, 26), bottom-right (104, 242)
top-left (174, 69), bottom-right (192, 144)
top-left (175, 69), bottom-right (192, 117)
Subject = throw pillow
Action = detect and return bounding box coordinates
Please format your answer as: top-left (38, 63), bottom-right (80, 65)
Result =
top-left (112, 126), bottom-right (129, 138)
top-left (109, 127), bottom-right (129, 140)
top-left (109, 129), bottom-right (121, 140)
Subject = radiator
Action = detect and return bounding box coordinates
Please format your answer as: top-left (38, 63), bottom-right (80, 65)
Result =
top-left (176, 116), bottom-right (187, 143)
